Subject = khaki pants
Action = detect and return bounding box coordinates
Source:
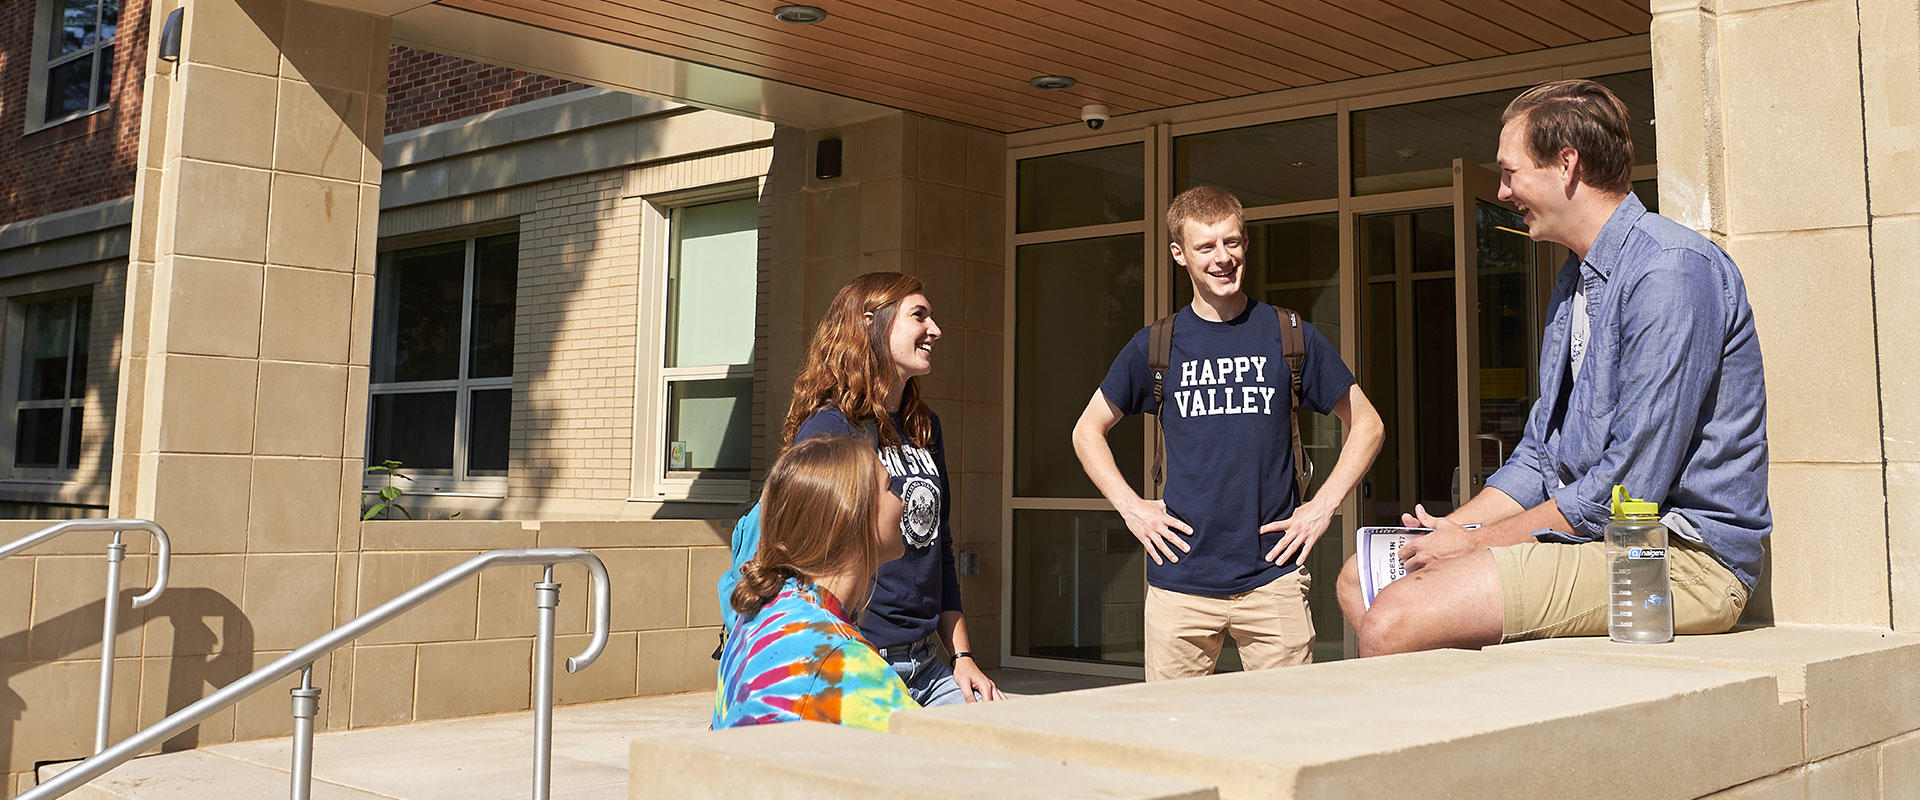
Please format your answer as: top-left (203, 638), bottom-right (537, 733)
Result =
top-left (1143, 570), bottom-right (1314, 681)
top-left (1491, 537), bottom-right (1748, 642)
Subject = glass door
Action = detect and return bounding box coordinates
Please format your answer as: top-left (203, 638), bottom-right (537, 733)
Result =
top-left (1452, 159), bottom-right (1537, 506)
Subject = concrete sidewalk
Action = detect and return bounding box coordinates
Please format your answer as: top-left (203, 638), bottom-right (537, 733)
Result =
top-left (39, 669), bottom-right (1130, 798)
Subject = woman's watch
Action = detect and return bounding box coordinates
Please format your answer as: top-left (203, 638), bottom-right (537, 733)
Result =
top-left (950, 651), bottom-right (974, 666)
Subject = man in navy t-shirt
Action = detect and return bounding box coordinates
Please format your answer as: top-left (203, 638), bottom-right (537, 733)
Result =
top-left (1072, 186), bottom-right (1384, 681)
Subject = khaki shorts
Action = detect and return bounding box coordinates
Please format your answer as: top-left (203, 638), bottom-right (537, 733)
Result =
top-left (1490, 536), bottom-right (1748, 642)
top-left (1144, 570), bottom-right (1314, 681)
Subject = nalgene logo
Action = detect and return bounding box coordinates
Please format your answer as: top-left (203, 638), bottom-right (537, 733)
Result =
top-left (1629, 547), bottom-right (1668, 560)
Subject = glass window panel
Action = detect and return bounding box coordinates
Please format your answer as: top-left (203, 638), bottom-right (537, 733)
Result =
top-left (368, 391), bottom-right (456, 471)
top-left (45, 55), bottom-right (94, 122)
top-left (15, 408), bottom-right (65, 468)
top-left (67, 296), bottom-right (90, 399)
top-left (372, 242), bottom-right (465, 383)
top-left (1592, 70), bottom-right (1657, 166)
top-left (1413, 209), bottom-right (1453, 272)
top-left (468, 234), bottom-right (518, 379)
top-left (467, 388), bottom-right (510, 473)
top-left (666, 198), bottom-right (758, 369)
top-left (92, 44), bottom-right (113, 108)
top-left (54, 0), bottom-right (94, 56)
top-left (1362, 282), bottom-right (1400, 525)
top-left (1016, 144), bottom-right (1144, 232)
top-left (65, 406), bottom-right (83, 469)
top-left (1015, 234), bottom-right (1143, 497)
top-left (1412, 278), bottom-right (1458, 514)
top-left (1173, 115), bottom-right (1337, 206)
top-left (1011, 509), bottom-right (1144, 666)
top-left (1476, 201), bottom-right (1536, 484)
top-left (99, 0), bottom-right (119, 41)
top-left (20, 298), bottom-right (75, 402)
top-left (1351, 86), bottom-right (1524, 195)
top-left (666, 377), bottom-right (751, 474)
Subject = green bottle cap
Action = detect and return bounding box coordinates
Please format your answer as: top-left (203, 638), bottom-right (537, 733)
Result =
top-left (1610, 485), bottom-right (1658, 517)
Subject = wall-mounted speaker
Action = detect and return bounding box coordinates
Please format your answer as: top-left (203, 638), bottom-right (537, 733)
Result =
top-left (815, 138), bottom-right (843, 180)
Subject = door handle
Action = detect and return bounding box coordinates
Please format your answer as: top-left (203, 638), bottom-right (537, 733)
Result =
top-left (1474, 433), bottom-right (1505, 477)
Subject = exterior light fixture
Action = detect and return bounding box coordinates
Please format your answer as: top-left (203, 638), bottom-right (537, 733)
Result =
top-left (1029, 75), bottom-right (1076, 91)
top-left (157, 8), bottom-right (184, 63)
top-left (773, 5), bottom-right (827, 24)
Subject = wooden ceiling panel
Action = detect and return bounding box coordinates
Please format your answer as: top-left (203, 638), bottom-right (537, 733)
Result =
top-left (436, 0), bottom-right (1650, 133)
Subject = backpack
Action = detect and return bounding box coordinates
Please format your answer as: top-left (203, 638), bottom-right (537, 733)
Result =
top-left (1147, 304), bottom-right (1312, 501)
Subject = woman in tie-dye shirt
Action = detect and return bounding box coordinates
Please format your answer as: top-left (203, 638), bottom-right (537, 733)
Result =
top-left (713, 435), bottom-right (915, 731)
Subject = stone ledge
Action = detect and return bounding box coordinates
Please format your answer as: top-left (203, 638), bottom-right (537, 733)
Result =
top-left (629, 721), bottom-right (1217, 799)
top-left (1501, 625), bottom-right (1920, 760)
top-left (889, 648), bottom-right (1797, 800)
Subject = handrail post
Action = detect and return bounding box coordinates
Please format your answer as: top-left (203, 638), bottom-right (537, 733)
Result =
top-left (93, 532), bottom-right (126, 755)
top-left (289, 665), bottom-right (320, 800)
top-left (531, 565), bottom-right (559, 800)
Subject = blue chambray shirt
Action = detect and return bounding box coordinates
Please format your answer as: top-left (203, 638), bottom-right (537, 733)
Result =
top-left (1484, 193), bottom-right (1772, 590)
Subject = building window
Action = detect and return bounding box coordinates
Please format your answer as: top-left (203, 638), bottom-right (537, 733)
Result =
top-left (29, 0), bottom-right (121, 129)
top-left (640, 193), bottom-right (758, 500)
top-left (368, 233), bottom-right (517, 489)
top-left (6, 292), bottom-right (91, 473)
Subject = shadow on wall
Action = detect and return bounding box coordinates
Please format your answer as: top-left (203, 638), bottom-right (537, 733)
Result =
top-left (0, 587), bottom-right (253, 775)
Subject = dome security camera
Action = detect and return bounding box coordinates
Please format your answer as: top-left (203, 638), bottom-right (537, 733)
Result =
top-left (1080, 104), bottom-right (1110, 131)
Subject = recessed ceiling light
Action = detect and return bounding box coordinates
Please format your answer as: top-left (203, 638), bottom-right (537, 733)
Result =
top-left (1029, 75), bottom-right (1076, 91)
top-left (1288, 160), bottom-right (1314, 168)
top-left (773, 5), bottom-right (827, 24)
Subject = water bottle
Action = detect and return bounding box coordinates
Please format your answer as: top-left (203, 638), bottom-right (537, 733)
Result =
top-left (1606, 486), bottom-right (1672, 643)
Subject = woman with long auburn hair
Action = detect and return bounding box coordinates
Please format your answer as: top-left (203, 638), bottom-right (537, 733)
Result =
top-left (783, 271), bottom-right (1004, 706)
top-left (713, 435), bottom-right (913, 731)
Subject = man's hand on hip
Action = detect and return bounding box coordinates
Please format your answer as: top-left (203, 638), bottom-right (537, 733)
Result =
top-left (1119, 495), bottom-right (1193, 566)
top-left (1261, 499), bottom-right (1334, 566)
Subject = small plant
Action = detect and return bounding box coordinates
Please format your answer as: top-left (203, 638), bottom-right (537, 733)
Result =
top-left (363, 459), bottom-right (414, 520)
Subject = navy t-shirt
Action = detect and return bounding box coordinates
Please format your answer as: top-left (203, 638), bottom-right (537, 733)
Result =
top-left (1099, 301), bottom-right (1354, 596)
top-left (793, 408), bottom-right (961, 649)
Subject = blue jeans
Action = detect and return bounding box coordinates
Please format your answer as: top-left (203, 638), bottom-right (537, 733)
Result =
top-left (875, 635), bottom-right (966, 707)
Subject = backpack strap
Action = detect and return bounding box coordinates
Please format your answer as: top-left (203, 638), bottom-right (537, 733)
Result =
top-left (1273, 306), bottom-right (1313, 502)
top-left (1147, 313), bottom-right (1177, 495)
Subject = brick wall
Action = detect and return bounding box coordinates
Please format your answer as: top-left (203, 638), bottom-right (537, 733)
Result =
top-left (0, 0), bottom-right (149, 223)
top-left (384, 46), bottom-right (587, 137)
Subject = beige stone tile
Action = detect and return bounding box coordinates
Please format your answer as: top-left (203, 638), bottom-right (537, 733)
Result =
top-left (956, 471), bottom-right (1002, 545)
top-left (354, 190), bottom-right (379, 274)
top-left (0, 557), bottom-right (32, 644)
top-left (1892, 462), bottom-right (1920, 632)
top-left (267, 174), bottom-right (360, 271)
top-left (1728, 229), bottom-right (1878, 463)
top-left (916, 116), bottom-right (969, 189)
top-left (965, 190), bottom-right (1005, 264)
top-left (966, 128), bottom-right (1006, 196)
top-left (765, 191), bottom-right (806, 264)
top-left (155, 354), bottom-right (258, 454)
top-left (274, 79), bottom-right (368, 182)
top-left (135, 166), bottom-right (166, 263)
top-left (599, 548), bottom-right (691, 631)
top-left (348, 273), bottom-right (376, 363)
top-left (844, 113), bottom-right (905, 184)
top-left (179, 64), bottom-right (277, 169)
top-left (143, 554), bottom-right (247, 658)
top-left (961, 401), bottom-right (1003, 475)
top-left (278, 2), bottom-right (377, 93)
top-left (805, 186), bottom-right (860, 261)
top-left (349, 643), bottom-right (417, 727)
top-left (915, 182), bottom-right (968, 257)
top-left (532, 520), bottom-right (728, 549)
top-left (172, 160), bottom-right (271, 263)
top-left (635, 627), bottom-right (723, 696)
top-left (553, 631), bottom-right (638, 706)
top-left (1805, 747), bottom-right (1878, 799)
top-left (858, 178), bottom-right (909, 252)
top-left (475, 563), bottom-right (590, 640)
top-left (414, 638), bottom-right (532, 720)
top-left (631, 722), bottom-right (1217, 800)
top-left (360, 520), bottom-right (535, 552)
top-left (230, 649), bottom-right (333, 741)
top-left (5, 658), bottom-right (141, 772)
top-left (1718, 2), bottom-right (1867, 233)
top-left (1698, 769), bottom-right (1806, 800)
top-left (687, 547), bottom-right (730, 628)
top-left (962, 329), bottom-right (1004, 403)
top-left (1876, 216), bottom-right (1920, 464)
top-left (136, 653), bottom-right (239, 751)
top-left (150, 454), bottom-right (253, 555)
top-left (1766, 462), bottom-right (1890, 626)
top-left (355, 551), bottom-right (478, 645)
top-left (957, 545), bottom-right (1001, 619)
top-left (24, 555), bottom-right (142, 663)
top-left (259, 266), bottom-right (352, 365)
top-left (240, 553), bottom-right (338, 651)
top-left (164, 257), bottom-right (262, 358)
top-left (341, 368), bottom-right (368, 461)
top-left (254, 361), bottom-right (347, 457)
top-left (183, 0), bottom-right (284, 76)
top-left (1884, 729), bottom-right (1920, 799)
top-left (1861, 0), bottom-right (1920, 217)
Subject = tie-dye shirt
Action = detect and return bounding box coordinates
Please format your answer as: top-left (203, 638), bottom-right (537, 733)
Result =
top-left (713, 578), bottom-right (916, 732)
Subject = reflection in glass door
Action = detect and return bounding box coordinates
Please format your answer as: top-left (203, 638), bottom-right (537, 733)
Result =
top-left (1358, 208), bottom-right (1459, 524)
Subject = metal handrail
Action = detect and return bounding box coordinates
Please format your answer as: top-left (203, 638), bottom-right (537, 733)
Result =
top-left (20, 547), bottom-right (611, 800)
top-left (1, 519), bottom-right (171, 755)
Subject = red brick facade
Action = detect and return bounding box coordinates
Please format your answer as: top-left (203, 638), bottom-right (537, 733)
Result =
top-left (384, 46), bottom-right (587, 138)
top-left (0, 0), bottom-right (148, 223)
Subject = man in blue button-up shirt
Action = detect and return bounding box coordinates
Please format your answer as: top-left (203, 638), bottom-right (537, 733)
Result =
top-left (1337, 79), bottom-right (1770, 655)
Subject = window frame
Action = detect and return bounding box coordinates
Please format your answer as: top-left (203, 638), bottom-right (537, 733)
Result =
top-left (25, 0), bottom-right (120, 133)
top-left (1, 288), bottom-right (92, 481)
top-left (632, 180), bottom-right (762, 504)
top-left (365, 227), bottom-right (518, 496)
